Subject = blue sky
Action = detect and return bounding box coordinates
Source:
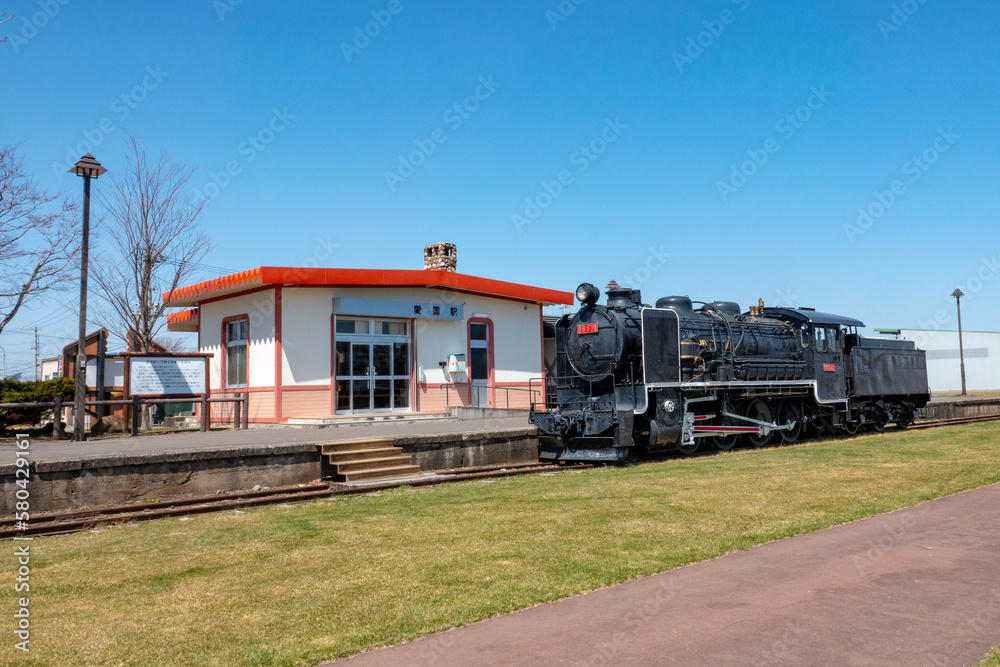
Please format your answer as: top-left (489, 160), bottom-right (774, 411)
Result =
top-left (3, 0), bottom-right (999, 377)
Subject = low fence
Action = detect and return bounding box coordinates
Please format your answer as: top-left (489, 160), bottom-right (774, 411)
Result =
top-left (0, 393), bottom-right (249, 440)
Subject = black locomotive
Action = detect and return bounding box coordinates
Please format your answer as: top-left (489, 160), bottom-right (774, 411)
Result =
top-left (530, 282), bottom-right (929, 461)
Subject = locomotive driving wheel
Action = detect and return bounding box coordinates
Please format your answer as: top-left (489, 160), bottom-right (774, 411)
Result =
top-left (775, 401), bottom-right (802, 444)
top-left (711, 415), bottom-right (738, 451)
top-left (744, 399), bottom-right (774, 448)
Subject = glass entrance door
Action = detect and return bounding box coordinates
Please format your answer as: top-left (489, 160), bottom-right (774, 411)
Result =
top-left (335, 318), bottom-right (411, 414)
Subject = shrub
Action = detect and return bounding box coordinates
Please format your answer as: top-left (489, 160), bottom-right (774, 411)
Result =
top-left (0, 377), bottom-right (76, 429)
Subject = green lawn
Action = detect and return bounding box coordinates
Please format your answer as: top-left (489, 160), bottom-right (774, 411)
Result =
top-left (4, 422), bottom-right (1000, 666)
top-left (979, 647), bottom-right (1000, 666)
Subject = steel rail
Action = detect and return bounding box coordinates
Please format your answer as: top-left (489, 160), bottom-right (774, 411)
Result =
top-left (2, 462), bottom-right (594, 539)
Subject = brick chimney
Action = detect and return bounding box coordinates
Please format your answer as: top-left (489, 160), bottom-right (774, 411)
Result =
top-left (424, 242), bottom-right (457, 272)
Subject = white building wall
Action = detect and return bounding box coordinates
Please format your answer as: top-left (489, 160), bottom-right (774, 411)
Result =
top-left (896, 329), bottom-right (1000, 392)
top-left (329, 287), bottom-right (544, 384)
top-left (40, 359), bottom-right (60, 381)
top-left (281, 288), bottom-right (334, 386)
top-left (472, 296), bottom-right (543, 383)
top-left (199, 289), bottom-right (276, 389)
top-left (196, 285), bottom-right (549, 415)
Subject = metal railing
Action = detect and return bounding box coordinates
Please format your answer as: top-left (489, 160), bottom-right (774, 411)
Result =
top-left (442, 384), bottom-right (541, 410)
top-left (0, 393), bottom-right (250, 440)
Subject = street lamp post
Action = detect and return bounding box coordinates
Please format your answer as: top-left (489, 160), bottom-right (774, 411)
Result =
top-left (69, 154), bottom-right (107, 441)
top-left (951, 288), bottom-right (967, 397)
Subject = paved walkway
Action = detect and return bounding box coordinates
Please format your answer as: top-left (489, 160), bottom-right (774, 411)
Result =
top-left (332, 483), bottom-right (1000, 666)
top-left (0, 416), bottom-right (532, 463)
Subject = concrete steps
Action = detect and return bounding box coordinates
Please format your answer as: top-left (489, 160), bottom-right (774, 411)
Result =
top-left (324, 447), bottom-right (402, 463)
top-left (317, 438), bottom-right (421, 483)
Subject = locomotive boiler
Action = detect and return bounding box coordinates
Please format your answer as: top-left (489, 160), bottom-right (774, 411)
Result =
top-left (530, 282), bottom-right (930, 461)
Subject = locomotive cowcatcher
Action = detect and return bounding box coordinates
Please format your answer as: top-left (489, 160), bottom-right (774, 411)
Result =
top-left (529, 282), bottom-right (930, 461)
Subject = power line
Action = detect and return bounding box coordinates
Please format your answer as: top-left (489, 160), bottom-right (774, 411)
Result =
top-left (164, 259), bottom-right (235, 277)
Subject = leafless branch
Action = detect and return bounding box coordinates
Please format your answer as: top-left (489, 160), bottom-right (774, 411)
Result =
top-left (0, 144), bottom-right (80, 336)
top-left (92, 133), bottom-right (213, 353)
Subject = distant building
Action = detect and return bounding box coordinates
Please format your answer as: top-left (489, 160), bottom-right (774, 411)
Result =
top-left (40, 357), bottom-right (60, 381)
top-left (875, 328), bottom-right (1000, 393)
top-left (165, 243), bottom-right (572, 424)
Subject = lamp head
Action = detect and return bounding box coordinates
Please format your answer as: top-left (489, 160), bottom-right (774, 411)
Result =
top-left (68, 154), bottom-right (107, 179)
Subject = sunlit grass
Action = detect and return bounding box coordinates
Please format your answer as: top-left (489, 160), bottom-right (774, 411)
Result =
top-left (3, 422), bottom-right (1000, 666)
top-left (978, 647), bottom-right (1000, 666)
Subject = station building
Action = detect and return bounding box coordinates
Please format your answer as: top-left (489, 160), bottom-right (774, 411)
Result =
top-left (876, 327), bottom-right (1000, 393)
top-left (165, 244), bottom-right (572, 423)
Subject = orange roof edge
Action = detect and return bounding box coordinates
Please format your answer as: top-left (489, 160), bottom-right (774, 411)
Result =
top-left (166, 308), bottom-right (199, 324)
top-left (163, 267), bottom-right (573, 306)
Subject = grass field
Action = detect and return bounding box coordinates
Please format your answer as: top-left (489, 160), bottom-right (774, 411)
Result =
top-left (4, 422), bottom-right (1000, 666)
top-left (979, 647), bottom-right (1000, 666)
top-left (976, 646), bottom-right (1000, 667)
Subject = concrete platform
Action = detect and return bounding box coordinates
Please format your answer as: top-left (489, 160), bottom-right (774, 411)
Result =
top-left (330, 482), bottom-right (1000, 667)
top-left (285, 411), bottom-right (453, 426)
top-left (920, 395), bottom-right (1000, 420)
top-left (0, 416), bottom-right (531, 462)
top-left (0, 416), bottom-right (539, 514)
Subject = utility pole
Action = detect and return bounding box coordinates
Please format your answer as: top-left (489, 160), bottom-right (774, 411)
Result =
top-left (34, 327), bottom-right (39, 381)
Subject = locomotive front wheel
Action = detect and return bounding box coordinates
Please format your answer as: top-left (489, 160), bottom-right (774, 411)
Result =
top-left (871, 421), bottom-right (887, 433)
top-left (676, 440), bottom-right (700, 455)
top-left (745, 399), bottom-right (774, 447)
top-left (842, 421), bottom-right (859, 436)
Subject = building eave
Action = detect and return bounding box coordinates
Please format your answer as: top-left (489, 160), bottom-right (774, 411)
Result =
top-left (162, 267), bottom-right (573, 307)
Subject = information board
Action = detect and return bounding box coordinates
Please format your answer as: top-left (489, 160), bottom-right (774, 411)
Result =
top-left (128, 356), bottom-right (206, 396)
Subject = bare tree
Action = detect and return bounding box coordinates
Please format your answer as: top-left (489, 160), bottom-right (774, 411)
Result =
top-left (93, 134), bottom-right (211, 354)
top-left (0, 144), bottom-right (80, 336)
top-left (157, 335), bottom-right (194, 353)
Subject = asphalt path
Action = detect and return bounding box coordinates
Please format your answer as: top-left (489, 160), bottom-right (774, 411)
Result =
top-left (332, 482), bottom-right (1000, 666)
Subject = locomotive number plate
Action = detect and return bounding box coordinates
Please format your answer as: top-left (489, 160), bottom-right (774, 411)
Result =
top-left (577, 323), bottom-right (599, 334)
top-left (823, 363), bottom-right (836, 372)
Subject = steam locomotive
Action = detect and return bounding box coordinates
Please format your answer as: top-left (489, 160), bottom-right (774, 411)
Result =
top-left (530, 282), bottom-right (930, 462)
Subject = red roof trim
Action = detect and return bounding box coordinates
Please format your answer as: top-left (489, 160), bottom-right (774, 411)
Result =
top-left (167, 309), bottom-right (200, 325)
top-left (163, 268), bottom-right (264, 305)
top-left (162, 267), bottom-right (572, 306)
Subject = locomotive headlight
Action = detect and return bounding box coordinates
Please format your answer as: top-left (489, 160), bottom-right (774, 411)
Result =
top-left (576, 282), bottom-right (600, 305)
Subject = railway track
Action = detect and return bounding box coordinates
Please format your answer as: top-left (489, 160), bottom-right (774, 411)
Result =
top-left (5, 414), bottom-right (996, 540)
top-left (1, 462), bottom-right (593, 539)
top-left (911, 414), bottom-right (1000, 429)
